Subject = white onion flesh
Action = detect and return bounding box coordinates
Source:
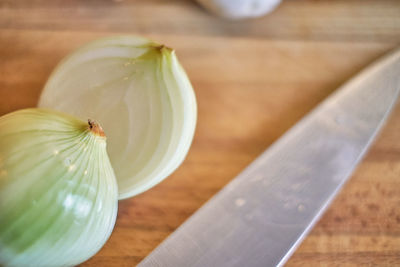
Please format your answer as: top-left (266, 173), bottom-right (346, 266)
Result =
top-left (39, 36), bottom-right (197, 199)
top-left (196, 0), bottom-right (281, 19)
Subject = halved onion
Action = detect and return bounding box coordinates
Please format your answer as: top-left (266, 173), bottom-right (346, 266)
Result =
top-left (0, 108), bottom-right (118, 266)
top-left (39, 36), bottom-right (197, 199)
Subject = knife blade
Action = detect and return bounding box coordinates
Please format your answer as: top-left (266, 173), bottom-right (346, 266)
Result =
top-left (139, 47), bottom-right (400, 267)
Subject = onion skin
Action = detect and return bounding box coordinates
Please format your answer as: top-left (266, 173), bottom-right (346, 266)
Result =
top-left (0, 108), bottom-right (118, 267)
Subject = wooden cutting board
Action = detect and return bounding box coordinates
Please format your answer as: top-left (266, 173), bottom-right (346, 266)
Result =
top-left (1, 0), bottom-right (399, 266)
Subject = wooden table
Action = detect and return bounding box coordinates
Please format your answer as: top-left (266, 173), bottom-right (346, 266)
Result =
top-left (1, 0), bottom-right (399, 266)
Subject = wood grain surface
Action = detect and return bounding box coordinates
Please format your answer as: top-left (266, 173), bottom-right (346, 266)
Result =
top-left (1, 0), bottom-right (400, 266)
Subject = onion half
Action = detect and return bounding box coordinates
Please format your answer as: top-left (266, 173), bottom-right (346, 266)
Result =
top-left (39, 36), bottom-right (197, 199)
top-left (0, 108), bottom-right (118, 266)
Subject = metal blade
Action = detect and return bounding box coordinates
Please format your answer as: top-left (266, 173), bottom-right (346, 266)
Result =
top-left (139, 48), bottom-right (400, 267)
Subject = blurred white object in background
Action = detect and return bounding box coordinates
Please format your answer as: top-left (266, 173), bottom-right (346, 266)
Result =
top-left (196, 0), bottom-right (281, 19)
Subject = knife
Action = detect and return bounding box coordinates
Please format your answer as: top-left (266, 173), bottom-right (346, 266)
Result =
top-left (139, 47), bottom-right (400, 267)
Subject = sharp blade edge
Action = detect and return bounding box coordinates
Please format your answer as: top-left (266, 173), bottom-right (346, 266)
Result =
top-left (139, 48), bottom-right (400, 267)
